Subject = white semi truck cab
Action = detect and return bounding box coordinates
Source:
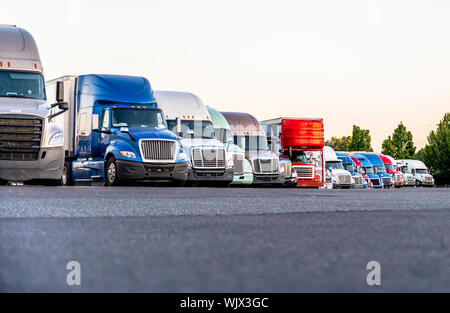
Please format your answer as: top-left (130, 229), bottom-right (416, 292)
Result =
top-left (0, 26), bottom-right (67, 183)
top-left (155, 91), bottom-right (234, 186)
top-left (324, 146), bottom-right (354, 189)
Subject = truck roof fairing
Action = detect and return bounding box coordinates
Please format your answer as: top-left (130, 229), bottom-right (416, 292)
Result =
top-left (207, 106), bottom-right (231, 130)
top-left (221, 112), bottom-right (266, 137)
top-left (74, 74), bottom-right (156, 105)
top-left (0, 25), bottom-right (43, 72)
top-left (155, 91), bottom-right (210, 121)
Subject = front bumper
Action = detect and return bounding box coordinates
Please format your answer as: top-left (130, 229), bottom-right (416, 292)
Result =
top-left (333, 183), bottom-right (353, 189)
top-left (253, 172), bottom-right (285, 185)
top-left (418, 181), bottom-right (435, 186)
top-left (0, 147), bottom-right (64, 181)
top-left (232, 172), bottom-right (254, 185)
top-left (297, 179), bottom-right (324, 188)
top-left (187, 167), bottom-right (234, 183)
top-left (116, 159), bottom-right (188, 182)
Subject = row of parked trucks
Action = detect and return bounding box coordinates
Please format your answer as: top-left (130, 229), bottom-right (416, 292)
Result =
top-left (0, 26), bottom-right (435, 188)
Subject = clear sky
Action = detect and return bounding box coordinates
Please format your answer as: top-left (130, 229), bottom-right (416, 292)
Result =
top-left (2, 0), bottom-right (449, 151)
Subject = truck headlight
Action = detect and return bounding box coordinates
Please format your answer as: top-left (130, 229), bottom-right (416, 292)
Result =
top-left (280, 165), bottom-right (286, 174)
top-left (120, 151), bottom-right (136, 159)
top-left (179, 151), bottom-right (188, 161)
top-left (48, 131), bottom-right (64, 146)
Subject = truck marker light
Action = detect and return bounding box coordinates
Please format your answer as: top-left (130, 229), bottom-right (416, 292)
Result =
top-left (34, 63), bottom-right (38, 69)
top-left (8, 61), bottom-right (11, 67)
top-left (0, 61), bottom-right (2, 67)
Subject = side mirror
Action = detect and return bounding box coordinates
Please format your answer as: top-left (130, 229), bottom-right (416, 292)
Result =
top-left (176, 117), bottom-right (182, 137)
top-left (58, 102), bottom-right (69, 110)
top-left (56, 81), bottom-right (64, 102)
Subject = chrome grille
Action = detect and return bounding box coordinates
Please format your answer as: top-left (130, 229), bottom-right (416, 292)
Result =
top-left (382, 177), bottom-right (392, 186)
top-left (294, 166), bottom-right (314, 179)
top-left (252, 158), bottom-right (279, 174)
top-left (371, 178), bottom-right (381, 186)
top-left (232, 153), bottom-right (244, 174)
top-left (0, 116), bottom-right (42, 161)
top-left (282, 162), bottom-right (292, 178)
top-left (192, 148), bottom-right (226, 169)
top-left (394, 174), bottom-right (402, 183)
top-left (338, 175), bottom-right (352, 185)
top-left (140, 140), bottom-right (176, 161)
top-left (425, 176), bottom-right (433, 182)
top-left (353, 176), bottom-right (363, 186)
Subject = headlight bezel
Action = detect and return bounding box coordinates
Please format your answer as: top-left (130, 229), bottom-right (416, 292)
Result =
top-left (48, 131), bottom-right (64, 147)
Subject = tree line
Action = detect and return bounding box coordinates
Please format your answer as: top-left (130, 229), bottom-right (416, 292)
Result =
top-left (325, 113), bottom-right (449, 185)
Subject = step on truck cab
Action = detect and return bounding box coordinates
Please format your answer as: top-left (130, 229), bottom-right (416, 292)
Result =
top-left (263, 118), bottom-right (324, 188)
top-left (0, 26), bottom-right (68, 184)
top-left (336, 152), bottom-right (364, 189)
top-left (45, 75), bottom-right (188, 186)
top-left (222, 112), bottom-right (286, 185)
top-left (399, 159), bottom-right (434, 187)
top-left (155, 91), bottom-right (234, 186)
top-left (353, 153), bottom-right (383, 188)
top-left (324, 146), bottom-right (354, 189)
top-left (379, 154), bottom-right (404, 188)
top-left (260, 122), bottom-right (298, 186)
top-left (359, 153), bottom-right (393, 188)
top-left (207, 106), bottom-right (253, 185)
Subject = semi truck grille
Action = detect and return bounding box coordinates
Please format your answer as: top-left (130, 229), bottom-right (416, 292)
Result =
top-left (232, 153), bottom-right (244, 175)
top-left (0, 116), bottom-right (42, 161)
top-left (282, 162), bottom-right (292, 178)
top-left (140, 140), bottom-right (177, 161)
top-left (294, 166), bottom-right (314, 179)
top-left (371, 178), bottom-right (381, 186)
top-left (425, 176), bottom-right (433, 183)
top-left (382, 177), bottom-right (392, 186)
top-left (394, 174), bottom-right (402, 183)
top-left (252, 158), bottom-right (279, 174)
top-left (192, 148), bottom-right (226, 169)
top-left (338, 175), bottom-right (352, 185)
top-left (354, 176), bottom-right (363, 186)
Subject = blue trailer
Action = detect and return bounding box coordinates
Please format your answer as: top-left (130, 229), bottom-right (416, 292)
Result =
top-left (46, 75), bottom-right (188, 186)
top-left (353, 153), bottom-right (383, 188)
top-left (359, 153), bottom-right (393, 188)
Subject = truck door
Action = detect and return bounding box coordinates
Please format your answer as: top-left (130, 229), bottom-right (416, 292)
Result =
top-left (98, 108), bottom-right (111, 157)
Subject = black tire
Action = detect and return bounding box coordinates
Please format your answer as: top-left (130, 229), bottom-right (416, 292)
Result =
top-left (60, 162), bottom-right (73, 186)
top-left (105, 157), bottom-right (121, 186)
top-left (173, 180), bottom-right (186, 187)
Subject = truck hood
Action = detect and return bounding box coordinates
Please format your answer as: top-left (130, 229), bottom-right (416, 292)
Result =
top-left (180, 137), bottom-right (225, 150)
top-left (121, 127), bottom-right (179, 141)
top-left (0, 97), bottom-right (50, 118)
top-left (330, 169), bottom-right (351, 176)
top-left (246, 150), bottom-right (278, 160)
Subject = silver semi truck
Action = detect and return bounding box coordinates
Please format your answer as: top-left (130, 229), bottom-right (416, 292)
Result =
top-left (0, 25), bottom-right (68, 184)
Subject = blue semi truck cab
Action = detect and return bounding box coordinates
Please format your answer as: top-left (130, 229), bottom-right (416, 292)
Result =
top-left (359, 153), bottom-right (393, 188)
top-left (46, 75), bottom-right (188, 186)
top-left (354, 153), bottom-right (383, 188)
top-left (336, 152), bottom-right (365, 189)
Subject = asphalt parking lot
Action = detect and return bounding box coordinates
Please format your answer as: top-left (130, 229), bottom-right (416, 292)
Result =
top-left (0, 186), bottom-right (449, 292)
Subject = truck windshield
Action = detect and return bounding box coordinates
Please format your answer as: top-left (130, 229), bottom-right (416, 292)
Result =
top-left (0, 71), bottom-right (45, 100)
top-left (364, 167), bottom-right (375, 174)
top-left (326, 161), bottom-right (344, 171)
top-left (112, 109), bottom-right (167, 129)
top-left (345, 163), bottom-right (355, 172)
top-left (416, 169), bottom-right (429, 174)
top-left (375, 165), bottom-right (386, 173)
top-left (234, 136), bottom-right (269, 152)
top-left (167, 120), bottom-right (215, 139)
top-left (385, 164), bottom-right (394, 171)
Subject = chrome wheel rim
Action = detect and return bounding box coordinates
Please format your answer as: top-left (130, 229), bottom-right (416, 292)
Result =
top-left (107, 163), bottom-right (116, 183)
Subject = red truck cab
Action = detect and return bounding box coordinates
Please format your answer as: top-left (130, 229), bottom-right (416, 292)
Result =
top-left (263, 118), bottom-right (324, 188)
top-left (378, 154), bottom-right (404, 187)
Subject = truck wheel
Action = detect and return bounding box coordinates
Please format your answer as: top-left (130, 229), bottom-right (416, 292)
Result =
top-left (106, 157), bottom-right (121, 186)
top-left (173, 180), bottom-right (186, 187)
top-left (60, 162), bottom-right (73, 186)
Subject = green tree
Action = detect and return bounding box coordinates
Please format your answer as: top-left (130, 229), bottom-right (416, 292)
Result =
top-left (325, 136), bottom-right (352, 151)
top-left (422, 113), bottom-right (450, 185)
top-left (381, 122), bottom-right (416, 158)
top-left (348, 126), bottom-right (373, 152)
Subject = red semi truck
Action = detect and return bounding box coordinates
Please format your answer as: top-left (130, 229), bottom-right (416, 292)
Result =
top-left (263, 118), bottom-right (325, 188)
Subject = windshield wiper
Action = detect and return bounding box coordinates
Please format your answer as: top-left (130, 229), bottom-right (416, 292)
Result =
top-left (0, 95), bottom-right (29, 98)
